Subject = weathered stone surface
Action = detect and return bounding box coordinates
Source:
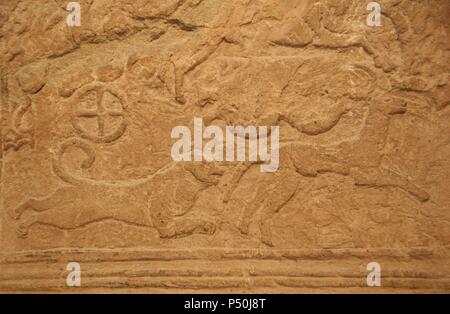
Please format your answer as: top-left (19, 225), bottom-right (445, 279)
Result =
top-left (0, 0), bottom-right (449, 293)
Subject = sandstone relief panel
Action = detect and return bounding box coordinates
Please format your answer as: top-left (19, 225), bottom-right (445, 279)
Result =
top-left (0, 0), bottom-right (449, 293)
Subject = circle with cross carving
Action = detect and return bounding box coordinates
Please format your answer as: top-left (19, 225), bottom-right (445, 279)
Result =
top-left (70, 83), bottom-right (127, 143)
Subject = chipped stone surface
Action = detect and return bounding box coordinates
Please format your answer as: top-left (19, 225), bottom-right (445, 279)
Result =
top-left (0, 0), bottom-right (449, 293)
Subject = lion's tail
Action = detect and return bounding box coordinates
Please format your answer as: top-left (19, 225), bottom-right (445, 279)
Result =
top-left (52, 138), bottom-right (96, 186)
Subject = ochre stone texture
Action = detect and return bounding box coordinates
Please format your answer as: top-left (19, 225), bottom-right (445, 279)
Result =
top-left (1, 0), bottom-right (450, 293)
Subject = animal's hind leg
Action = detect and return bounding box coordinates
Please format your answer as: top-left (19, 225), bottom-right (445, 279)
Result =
top-left (16, 203), bottom-right (116, 238)
top-left (14, 188), bottom-right (113, 237)
top-left (13, 197), bottom-right (55, 219)
top-left (14, 197), bottom-right (56, 238)
top-left (13, 200), bottom-right (34, 220)
top-left (12, 187), bottom-right (81, 219)
top-left (353, 167), bottom-right (430, 202)
top-left (155, 217), bottom-right (216, 239)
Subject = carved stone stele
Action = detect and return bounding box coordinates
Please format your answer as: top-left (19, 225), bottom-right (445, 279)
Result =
top-left (1, 0), bottom-right (449, 293)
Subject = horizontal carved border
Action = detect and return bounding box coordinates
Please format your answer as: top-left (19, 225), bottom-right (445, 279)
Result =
top-left (1, 247), bottom-right (449, 293)
top-left (1, 246), bottom-right (450, 263)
